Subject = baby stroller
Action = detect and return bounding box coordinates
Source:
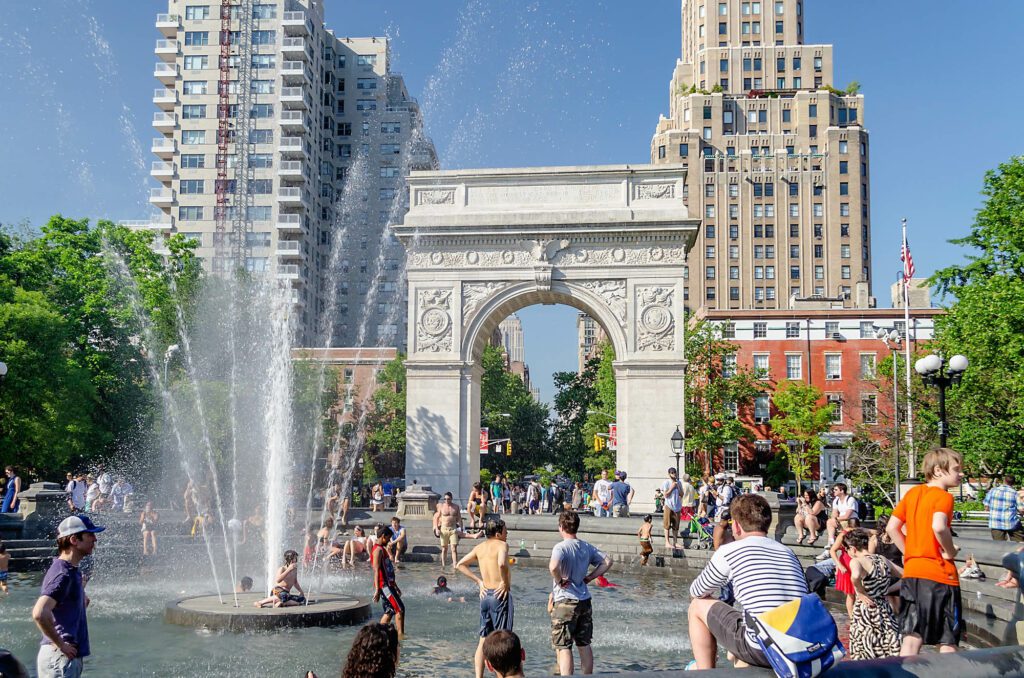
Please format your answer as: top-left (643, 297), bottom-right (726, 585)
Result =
top-left (681, 512), bottom-right (715, 550)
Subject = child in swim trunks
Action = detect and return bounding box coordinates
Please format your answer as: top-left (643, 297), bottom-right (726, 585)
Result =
top-left (254, 549), bottom-right (306, 607)
top-left (638, 514), bottom-right (654, 565)
top-left (0, 543), bottom-right (8, 594)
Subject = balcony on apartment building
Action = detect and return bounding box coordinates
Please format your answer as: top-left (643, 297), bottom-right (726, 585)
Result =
top-left (281, 61), bottom-right (312, 87)
top-left (278, 136), bottom-right (306, 158)
top-left (154, 62), bottom-right (177, 84)
top-left (153, 88), bottom-right (178, 109)
top-left (281, 37), bottom-right (307, 60)
top-left (154, 39), bottom-right (179, 60)
top-left (155, 13), bottom-right (180, 37)
top-left (276, 264), bottom-right (304, 282)
top-left (119, 217), bottom-right (174, 234)
top-left (277, 187), bottom-right (306, 207)
top-left (279, 110), bottom-right (305, 131)
top-left (150, 161), bottom-right (176, 180)
top-left (279, 87), bottom-right (308, 109)
top-left (282, 11), bottom-right (309, 36)
top-left (149, 188), bottom-right (175, 206)
top-left (287, 289), bottom-right (306, 307)
top-left (151, 137), bottom-right (176, 157)
top-left (152, 112), bottom-right (177, 130)
top-left (275, 239), bottom-right (304, 258)
top-left (277, 160), bottom-right (306, 181)
top-left (275, 214), bottom-right (304, 233)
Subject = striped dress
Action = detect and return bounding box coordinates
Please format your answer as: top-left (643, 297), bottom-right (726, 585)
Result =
top-left (690, 535), bottom-right (808, 649)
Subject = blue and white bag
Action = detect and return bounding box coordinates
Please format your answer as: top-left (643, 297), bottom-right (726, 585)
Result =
top-left (745, 593), bottom-right (845, 678)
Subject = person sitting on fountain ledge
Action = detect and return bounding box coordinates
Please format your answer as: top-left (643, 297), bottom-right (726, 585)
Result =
top-left (254, 550), bottom-right (306, 608)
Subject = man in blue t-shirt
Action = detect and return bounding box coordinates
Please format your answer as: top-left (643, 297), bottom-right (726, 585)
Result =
top-left (548, 511), bottom-right (612, 676)
top-left (32, 515), bottom-right (104, 678)
top-left (610, 472), bottom-right (634, 518)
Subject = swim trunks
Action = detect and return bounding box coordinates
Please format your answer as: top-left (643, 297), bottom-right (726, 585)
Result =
top-left (439, 526), bottom-right (460, 547)
top-left (479, 588), bottom-right (514, 637)
top-left (273, 586), bottom-right (306, 605)
top-left (380, 584), bottom-right (405, 617)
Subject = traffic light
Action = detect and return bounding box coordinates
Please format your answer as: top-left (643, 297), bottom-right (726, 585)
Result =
top-left (506, 441), bottom-right (512, 456)
top-left (594, 434), bottom-right (605, 451)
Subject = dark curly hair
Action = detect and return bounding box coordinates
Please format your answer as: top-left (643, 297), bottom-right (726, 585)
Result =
top-left (342, 623), bottom-right (399, 678)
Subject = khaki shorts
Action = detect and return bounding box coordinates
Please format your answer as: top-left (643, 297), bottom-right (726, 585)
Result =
top-left (612, 504), bottom-right (630, 518)
top-left (550, 598), bottom-right (593, 649)
top-left (663, 508), bottom-right (680, 531)
top-left (439, 526), bottom-right (460, 547)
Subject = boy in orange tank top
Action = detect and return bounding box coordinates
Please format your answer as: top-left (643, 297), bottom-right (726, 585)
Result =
top-left (886, 448), bottom-right (964, 656)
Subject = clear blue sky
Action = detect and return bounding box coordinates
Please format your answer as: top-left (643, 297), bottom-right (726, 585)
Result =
top-left (1, 1), bottom-right (1022, 405)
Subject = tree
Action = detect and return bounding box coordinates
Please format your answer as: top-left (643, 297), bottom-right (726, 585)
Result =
top-left (581, 343), bottom-right (616, 475)
top-left (364, 353), bottom-right (407, 480)
top-left (769, 381), bottom-right (834, 493)
top-left (478, 345), bottom-right (550, 477)
top-left (932, 156), bottom-right (1024, 479)
top-left (552, 357), bottom-right (600, 478)
top-left (685, 319), bottom-right (761, 475)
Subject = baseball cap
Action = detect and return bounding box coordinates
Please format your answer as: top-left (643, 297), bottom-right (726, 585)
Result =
top-left (58, 515), bottom-right (106, 539)
top-left (714, 473), bottom-right (726, 480)
top-left (668, 467), bottom-right (677, 475)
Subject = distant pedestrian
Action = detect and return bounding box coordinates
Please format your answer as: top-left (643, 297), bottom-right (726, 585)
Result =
top-left (983, 476), bottom-right (1023, 541)
top-left (32, 515), bottom-right (105, 677)
top-left (370, 482), bottom-right (385, 513)
top-left (821, 483), bottom-right (859, 560)
top-left (571, 482), bottom-right (584, 511)
top-left (139, 502), bottom-right (158, 556)
top-left (548, 511), bottom-right (612, 675)
top-left (638, 515), bottom-right (654, 565)
top-left (110, 477), bottom-right (132, 513)
top-left (661, 468), bottom-right (683, 549)
top-left (592, 470), bottom-right (612, 518)
top-left (2, 466), bottom-right (21, 514)
top-left (610, 472), bottom-right (633, 518)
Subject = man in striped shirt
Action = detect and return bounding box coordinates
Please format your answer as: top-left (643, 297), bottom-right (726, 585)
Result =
top-left (687, 494), bottom-right (807, 669)
top-left (983, 476), bottom-right (1023, 541)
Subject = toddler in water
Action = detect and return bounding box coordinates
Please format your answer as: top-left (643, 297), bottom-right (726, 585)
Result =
top-left (638, 514), bottom-right (654, 565)
top-left (0, 542), bottom-right (8, 594)
top-left (254, 550), bottom-right (306, 608)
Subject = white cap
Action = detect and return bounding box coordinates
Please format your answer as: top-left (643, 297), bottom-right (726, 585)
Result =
top-left (57, 515), bottom-right (105, 539)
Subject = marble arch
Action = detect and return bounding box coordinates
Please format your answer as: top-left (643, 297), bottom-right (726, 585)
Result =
top-left (394, 164), bottom-right (699, 510)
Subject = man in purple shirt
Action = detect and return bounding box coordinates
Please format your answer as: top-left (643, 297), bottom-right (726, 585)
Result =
top-left (32, 515), bottom-right (104, 678)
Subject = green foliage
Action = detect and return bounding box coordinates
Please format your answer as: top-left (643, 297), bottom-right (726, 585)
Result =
top-left (710, 84), bottom-right (723, 93)
top-left (364, 353), bottom-right (407, 477)
top-left (844, 81), bottom-right (861, 95)
top-left (932, 156), bottom-right (1024, 478)
top-left (685, 319), bottom-right (761, 474)
top-left (581, 343), bottom-right (617, 475)
top-left (764, 453), bottom-right (793, 489)
top-left (769, 381), bottom-right (834, 492)
top-left (478, 345), bottom-right (551, 477)
top-left (0, 215), bottom-right (200, 478)
top-left (552, 356), bottom-right (600, 478)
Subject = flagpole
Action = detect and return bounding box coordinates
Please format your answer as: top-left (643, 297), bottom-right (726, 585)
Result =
top-left (901, 217), bottom-right (916, 478)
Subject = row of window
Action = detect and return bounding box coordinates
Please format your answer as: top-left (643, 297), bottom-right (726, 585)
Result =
top-left (724, 320), bottom-right (905, 340)
top-left (179, 179), bottom-right (276, 195)
top-left (705, 203), bottom-right (855, 218)
top-left (183, 54), bottom-right (276, 70)
top-left (667, 140), bottom-right (864, 160)
top-left (181, 79), bottom-right (275, 95)
top-left (706, 243), bottom-right (856, 259)
top-left (183, 4), bottom-right (276, 20)
top-left (699, 1), bottom-right (800, 18)
top-left (181, 103), bottom-right (275, 119)
top-left (182, 30), bottom-right (276, 46)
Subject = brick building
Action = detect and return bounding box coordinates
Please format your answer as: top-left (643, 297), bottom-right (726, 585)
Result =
top-left (695, 302), bottom-right (941, 486)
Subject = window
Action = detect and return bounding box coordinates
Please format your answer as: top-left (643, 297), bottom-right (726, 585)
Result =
top-left (658, 145), bottom-right (666, 159)
top-left (808, 103), bottom-right (817, 117)
top-left (790, 223), bottom-right (799, 237)
top-left (813, 203), bottom-right (823, 217)
top-left (720, 2), bottom-right (729, 14)
top-left (860, 353), bottom-right (877, 379)
top-left (706, 287), bottom-right (716, 300)
top-left (250, 103), bottom-right (273, 118)
top-left (861, 394), bottom-right (878, 424)
top-left (723, 442), bottom-right (739, 472)
top-left (765, 244), bottom-right (775, 258)
top-left (766, 286), bottom-right (776, 300)
top-left (789, 265), bottom-right (800, 279)
top-left (729, 204), bottom-right (739, 219)
top-left (755, 245), bottom-right (764, 259)
top-left (755, 394), bottom-right (771, 421)
top-left (814, 265), bottom-right (824, 280)
top-left (251, 29), bottom-right (276, 45)
top-left (753, 353), bottom-right (770, 379)
top-left (179, 179), bottom-right (204, 194)
top-left (679, 143), bottom-right (688, 157)
top-left (180, 153), bottom-right (204, 169)
top-left (730, 224), bottom-right (739, 239)
top-left (814, 56), bottom-right (822, 71)
top-left (247, 206), bottom-right (271, 221)
top-left (786, 354), bottom-right (802, 380)
top-left (253, 4), bottom-right (276, 19)
top-left (705, 266), bottom-right (716, 279)
top-left (705, 204), bottom-right (716, 218)
top-left (706, 245), bottom-right (716, 258)
top-left (841, 244), bottom-right (851, 259)
top-left (179, 206), bottom-right (203, 220)
top-left (754, 286), bottom-right (765, 301)
top-left (703, 126), bottom-right (712, 140)
top-left (729, 266), bottom-right (739, 280)
top-left (183, 55), bottom-right (208, 70)
top-left (754, 57), bottom-right (762, 70)
top-left (182, 80), bottom-right (207, 95)
top-left (789, 204), bottom-right (799, 217)
top-left (753, 321), bottom-right (767, 338)
top-left (841, 265), bottom-right (851, 279)
top-left (357, 99), bottom-right (377, 111)
top-left (248, 129), bottom-right (272, 144)
top-left (722, 322), bottom-right (737, 338)
top-left (705, 183), bottom-right (716, 198)
top-left (755, 266), bottom-right (764, 279)
top-left (821, 393), bottom-right (842, 424)
top-left (824, 321), bottom-right (840, 336)
top-left (790, 244), bottom-right (800, 258)
top-left (814, 244), bottom-right (823, 258)
top-left (729, 245), bottom-right (739, 259)
top-left (729, 286), bottom-right (740, 301)
top-left (184, 5), bottom-right (210, 20)
top-left (765, 265), bottom-right (775, 279)
top-left (825, 354), bottom-right (842, 380)
top-left (785, 322), bottom-right (800, 338)
top-left (181, 130), bottom-right (205, 145)
top-left (184, 31), bottom-right (208, 46)
top-left (380, 143), bottom-right (401, 154)
top-left (781, 108), bottom-right (791, 123)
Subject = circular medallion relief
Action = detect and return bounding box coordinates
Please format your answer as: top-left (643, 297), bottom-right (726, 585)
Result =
top-left (640, 305), bottom-right (672, 334)
top-left (612, 247), bottom-right (626, 263)
top-left (467, 251), bottom-right (479, 265)
top-left (650, 246), bottom-right (664, 261)
top-left (420, 308), bottom-right (451, 336)
top-left (430, 251), bottom-right (443, 265)
top-left (575, 249), bottom-right (589, 264)
top-left (501, 250), bottom-right (515, 264)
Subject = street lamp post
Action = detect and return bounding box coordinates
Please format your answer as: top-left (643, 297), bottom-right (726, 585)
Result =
top-left (914, 352), bottom-right (968, 448)
top-left (670, 426), bottom-right (684, 475)
top-left (0, 361), bottom-right (7, 389)
top-left (876, 328), bottom-right (903, 501)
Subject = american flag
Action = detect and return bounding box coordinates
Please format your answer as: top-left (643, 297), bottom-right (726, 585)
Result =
top-left (901, 236), bottom-right (915, 281)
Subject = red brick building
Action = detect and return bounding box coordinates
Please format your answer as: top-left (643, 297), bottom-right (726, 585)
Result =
top-left (695, 304), bottom-right (941, 487)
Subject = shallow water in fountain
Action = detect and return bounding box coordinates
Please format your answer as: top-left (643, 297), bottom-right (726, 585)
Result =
top-left (0, 563), bottom-right (700, 677)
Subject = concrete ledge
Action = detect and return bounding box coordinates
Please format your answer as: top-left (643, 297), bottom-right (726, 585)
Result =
top-left (164, 593), bottom-right (372, 632)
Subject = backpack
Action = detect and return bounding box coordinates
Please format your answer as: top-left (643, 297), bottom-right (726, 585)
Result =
top-left (745, 593), bottom-right (845, 678)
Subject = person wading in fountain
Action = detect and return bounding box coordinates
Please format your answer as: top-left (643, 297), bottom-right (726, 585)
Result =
top-left (372, 525), bottom-right (406, 639)
top-left (254, 550), bottom-right (306, 608)
top-left (433, 492), bottom-right (463, 567)
top-left (456, 518), bottom-right (513, 678)
top-left (32, 515), bottom-right (105, 678)
top-left (548, 510), bottom-right (612, 675)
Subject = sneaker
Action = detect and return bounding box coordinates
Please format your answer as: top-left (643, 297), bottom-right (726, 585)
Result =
top-left (684, 660), bottom-right (698, 671)
top-left (815, 549), bottom-right (831, 561)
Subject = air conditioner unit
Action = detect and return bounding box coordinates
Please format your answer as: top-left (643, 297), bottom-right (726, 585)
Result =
top-left (754, 416), bottom-right (770, 424)
top-left (831, 332), bottom-right (844, 340)
top-left (827, 373), bottom-right (841, 380)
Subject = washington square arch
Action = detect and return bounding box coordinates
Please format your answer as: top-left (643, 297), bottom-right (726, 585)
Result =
top-left (394, 164), bottom-right (699, 511)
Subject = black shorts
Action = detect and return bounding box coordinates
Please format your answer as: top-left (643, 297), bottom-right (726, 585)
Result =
top-left (898, 577), bottom-right (962, 647)
top-left (705, 602), bottom-right (771, 668)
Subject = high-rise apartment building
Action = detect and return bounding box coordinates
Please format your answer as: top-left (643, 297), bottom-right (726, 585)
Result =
top-left (144, 1), bottom-right (437, 346)
top-left (498, 314), bottom-right (525, 364)
top-left (651, 0), bottom-right (872, 313)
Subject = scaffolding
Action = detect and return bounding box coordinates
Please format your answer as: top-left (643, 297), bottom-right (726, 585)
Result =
top-left (214, 0), bottom-right (256, 271)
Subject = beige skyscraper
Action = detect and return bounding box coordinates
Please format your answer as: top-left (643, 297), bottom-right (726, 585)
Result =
top-left (142, 1), bottom-right (437, 346)
top-left (651, 0), bottom-right (872, 312)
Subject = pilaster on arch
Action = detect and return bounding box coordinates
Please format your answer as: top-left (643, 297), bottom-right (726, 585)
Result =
top-left (395, 164), bottom-right (700, 508)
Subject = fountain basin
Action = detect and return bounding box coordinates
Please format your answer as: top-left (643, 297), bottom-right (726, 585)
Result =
top-left (164, 592), bottom-right (372, 632)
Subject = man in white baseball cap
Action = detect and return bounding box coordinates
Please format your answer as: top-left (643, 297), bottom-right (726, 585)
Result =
top-left (32, 515), bottom-right (104, 677)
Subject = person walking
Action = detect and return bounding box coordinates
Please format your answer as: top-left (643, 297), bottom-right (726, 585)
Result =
top-left (548, 511), bottom-right (612, 675)
top-left (371, 525), bottom-right (405, 639)
top-left (610, 472), bottom-right (633, 518)
top-left (32, 515), bottom-right (105, 677)
top-left (661, 468), bottom-right (683, 549)
top-left (2, 467), bottom-right (21, 514)
top-left (983, 476), bottom-right (1024, 542)
top-left (490, 475), bottom-right (504, 515)
top-left (456, 518), bottom-right (513, 678)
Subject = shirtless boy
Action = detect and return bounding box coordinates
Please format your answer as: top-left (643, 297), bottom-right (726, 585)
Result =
top-left (0, 542), bottom-right (9, 593)
top-left (254, 549), bottom-right (306, 608)
top-left (433, 492), bottom-right (463, 567)
top-left (637, 514), bottom-right (654, 566)
top-left (456, 518), bottom-right (513, 678)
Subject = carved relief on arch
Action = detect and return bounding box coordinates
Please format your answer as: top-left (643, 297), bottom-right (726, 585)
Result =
top-left (461, 282), bottom-right (510, 322)
top-left (575, 280), bottom-right (627, 330)
top-left (636, 286), bottom-right (675, 352)
top-left (416, 288), bottom-right (453, 353)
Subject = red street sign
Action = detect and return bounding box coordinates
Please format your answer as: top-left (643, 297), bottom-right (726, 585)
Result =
top-left (609, 423), bottom-right (617, 450)
top-left (479, 427), bottom-right (489, 454)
